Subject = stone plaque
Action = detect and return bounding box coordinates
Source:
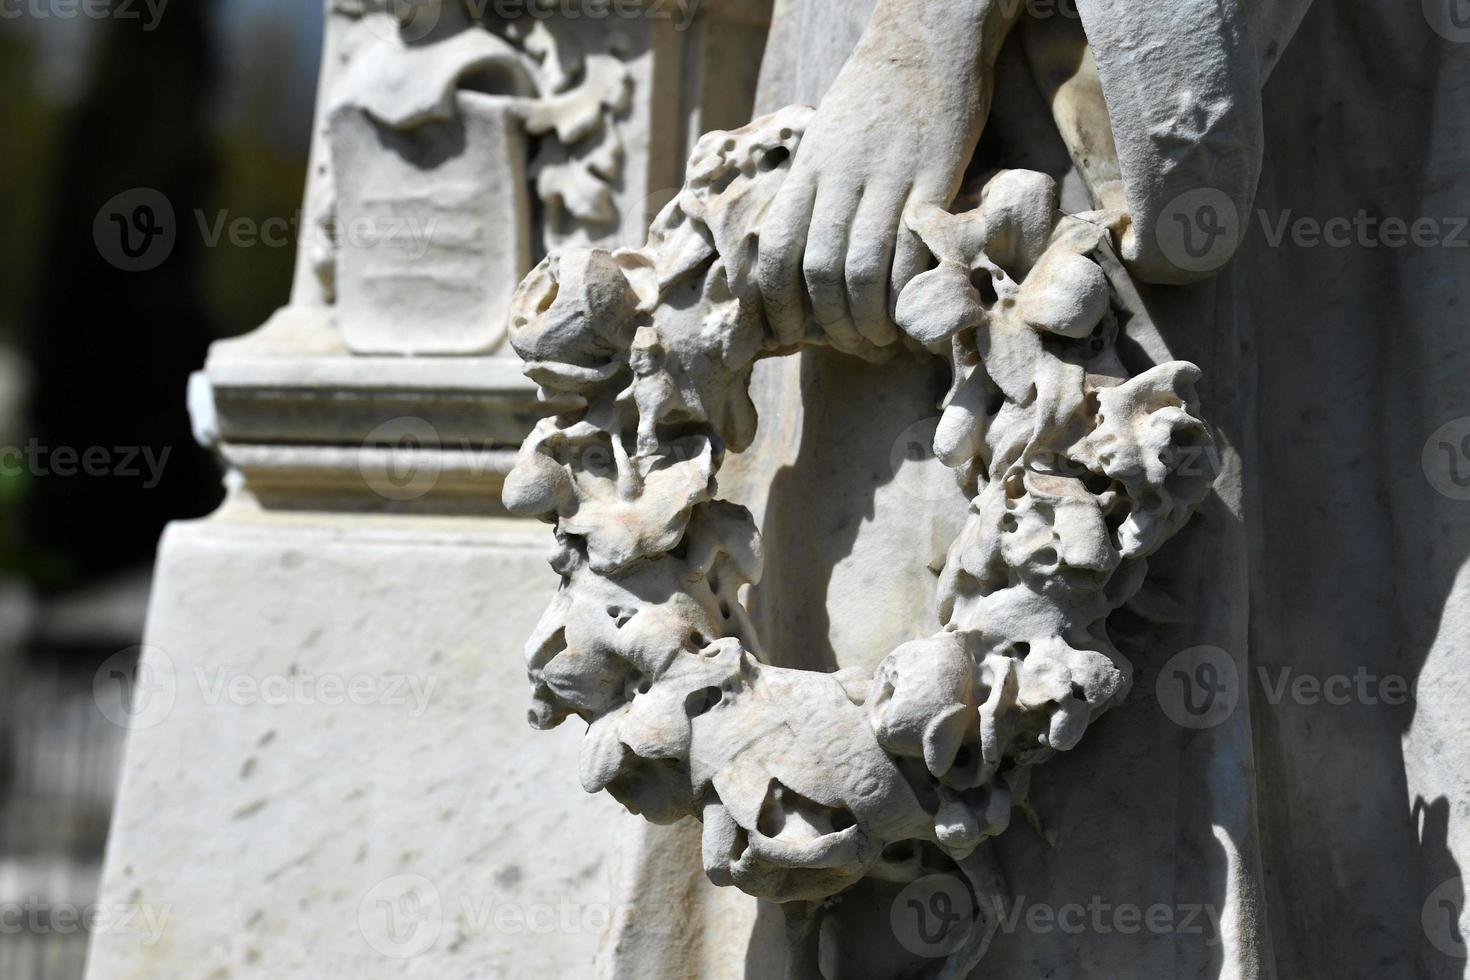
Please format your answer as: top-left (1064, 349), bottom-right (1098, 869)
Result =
top-left (330, 92), bottom-right (530, 355)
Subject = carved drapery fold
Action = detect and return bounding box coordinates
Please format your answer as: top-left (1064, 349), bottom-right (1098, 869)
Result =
top-left (503, 106), bottom-right (1216, 972)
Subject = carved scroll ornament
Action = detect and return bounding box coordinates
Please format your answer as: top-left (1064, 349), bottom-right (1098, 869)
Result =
top-left (314, 2), bottom-right (633, 354)
top-left (502, 106), bottom-right (1216, 970)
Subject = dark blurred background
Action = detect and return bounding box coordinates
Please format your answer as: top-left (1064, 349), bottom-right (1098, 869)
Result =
top-left (0, 1), bottom-right (321, 974)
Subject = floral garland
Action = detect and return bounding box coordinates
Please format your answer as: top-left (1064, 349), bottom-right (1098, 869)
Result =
top-left (502, 105), bottom-right (1214, 968)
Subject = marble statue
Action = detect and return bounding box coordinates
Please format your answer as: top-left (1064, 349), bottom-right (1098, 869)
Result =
top-left (89, 0), bottom-right (1470, 977)
top-left (85, 3), bottom-right (779, 977)
top-left (501, 16), bottom-right (1223, 975)
top-left (505, 0), bottom-right (1465, 977)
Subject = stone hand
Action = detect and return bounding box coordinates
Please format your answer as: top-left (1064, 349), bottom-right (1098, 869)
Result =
top-left (755, 0), bottom-right (1019, 354)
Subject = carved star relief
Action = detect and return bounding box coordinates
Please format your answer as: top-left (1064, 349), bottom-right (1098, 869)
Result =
top-left (1148, 91), bottom-right (1243, 177)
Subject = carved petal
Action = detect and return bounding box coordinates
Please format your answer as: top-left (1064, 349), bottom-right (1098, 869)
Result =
top-left (561, 437), bottom-right (717, 573)
top-left (868, 634), bottom-right (978, 779)
top-left (894, 261), bottom-right (986, 346)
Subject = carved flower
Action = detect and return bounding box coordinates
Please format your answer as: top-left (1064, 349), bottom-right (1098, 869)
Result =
top-left (507, 247), bottom-right (640, 393)
top-left (895, 260), bottom-right (986, 346)
top-left (693, 665), bottom-right (934, 903)
top-left (1012, 636), bottom-right (1131, 752)
top-left (1071, 362), bottom-right (1215, 558)
top-left (504, 418), bottom-right (718, 573)
top-left (578, 639), bottom-right (748, 825)
top-left (560, 435), bottom-right (717, 573)
top-left (867, 633), bottom-right (978, 781)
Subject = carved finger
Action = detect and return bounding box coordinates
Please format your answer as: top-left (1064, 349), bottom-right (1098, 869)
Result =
top-left (845, 186), bottom-right (904, 347)
top-left (756, 175), bottom-right (818, 347)
top-left (890, 199), bottom-right (935, 320)
top-left (803, 183), bottom-right (862, 351)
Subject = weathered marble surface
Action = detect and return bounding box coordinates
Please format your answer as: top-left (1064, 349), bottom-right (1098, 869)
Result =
top-left (87, 515), bottom-right (632, 978)
top-left (536, 1), bottom-right (1470, 978)
top-left (88, 3), bottom-right (773, 980)
top-left (88, 0), bottom-right (1470, 977)
top-left (502, 66), bottom-right (1216, 980)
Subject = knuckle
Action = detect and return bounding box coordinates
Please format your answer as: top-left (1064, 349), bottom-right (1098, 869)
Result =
top-left (804, 263), bottom-right (843, 291)
top-left (892, 237), bottom-right (930, 278)
top-left (845, 252), bottom-right (885, 290)
top-left (802, 244), bottom-right (844, 287)
top-left (758, 241), bottom-right (797, 288)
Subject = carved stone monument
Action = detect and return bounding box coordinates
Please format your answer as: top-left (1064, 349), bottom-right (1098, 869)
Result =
top-left (499, 0), bottom-right (1470, 977)
top-left (86, 2), bottom-right (771, 977)
top-left (91, 0), bottom-right (1470, 977)
top-left (502, 99), bottom-right (1216, 978)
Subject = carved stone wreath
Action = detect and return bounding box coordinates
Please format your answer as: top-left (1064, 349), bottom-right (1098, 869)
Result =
top-left (502, 106), bottom-right (1215, 973)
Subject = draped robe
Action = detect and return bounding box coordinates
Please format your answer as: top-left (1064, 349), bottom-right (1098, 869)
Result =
top-left (599, 3), bottom-right (1470, 976)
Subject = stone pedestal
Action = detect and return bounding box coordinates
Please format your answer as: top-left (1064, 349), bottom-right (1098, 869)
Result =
top-left (86, 2), bottom-right (771, 977)
top-left (87, 513), bottom-right (628, 977)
